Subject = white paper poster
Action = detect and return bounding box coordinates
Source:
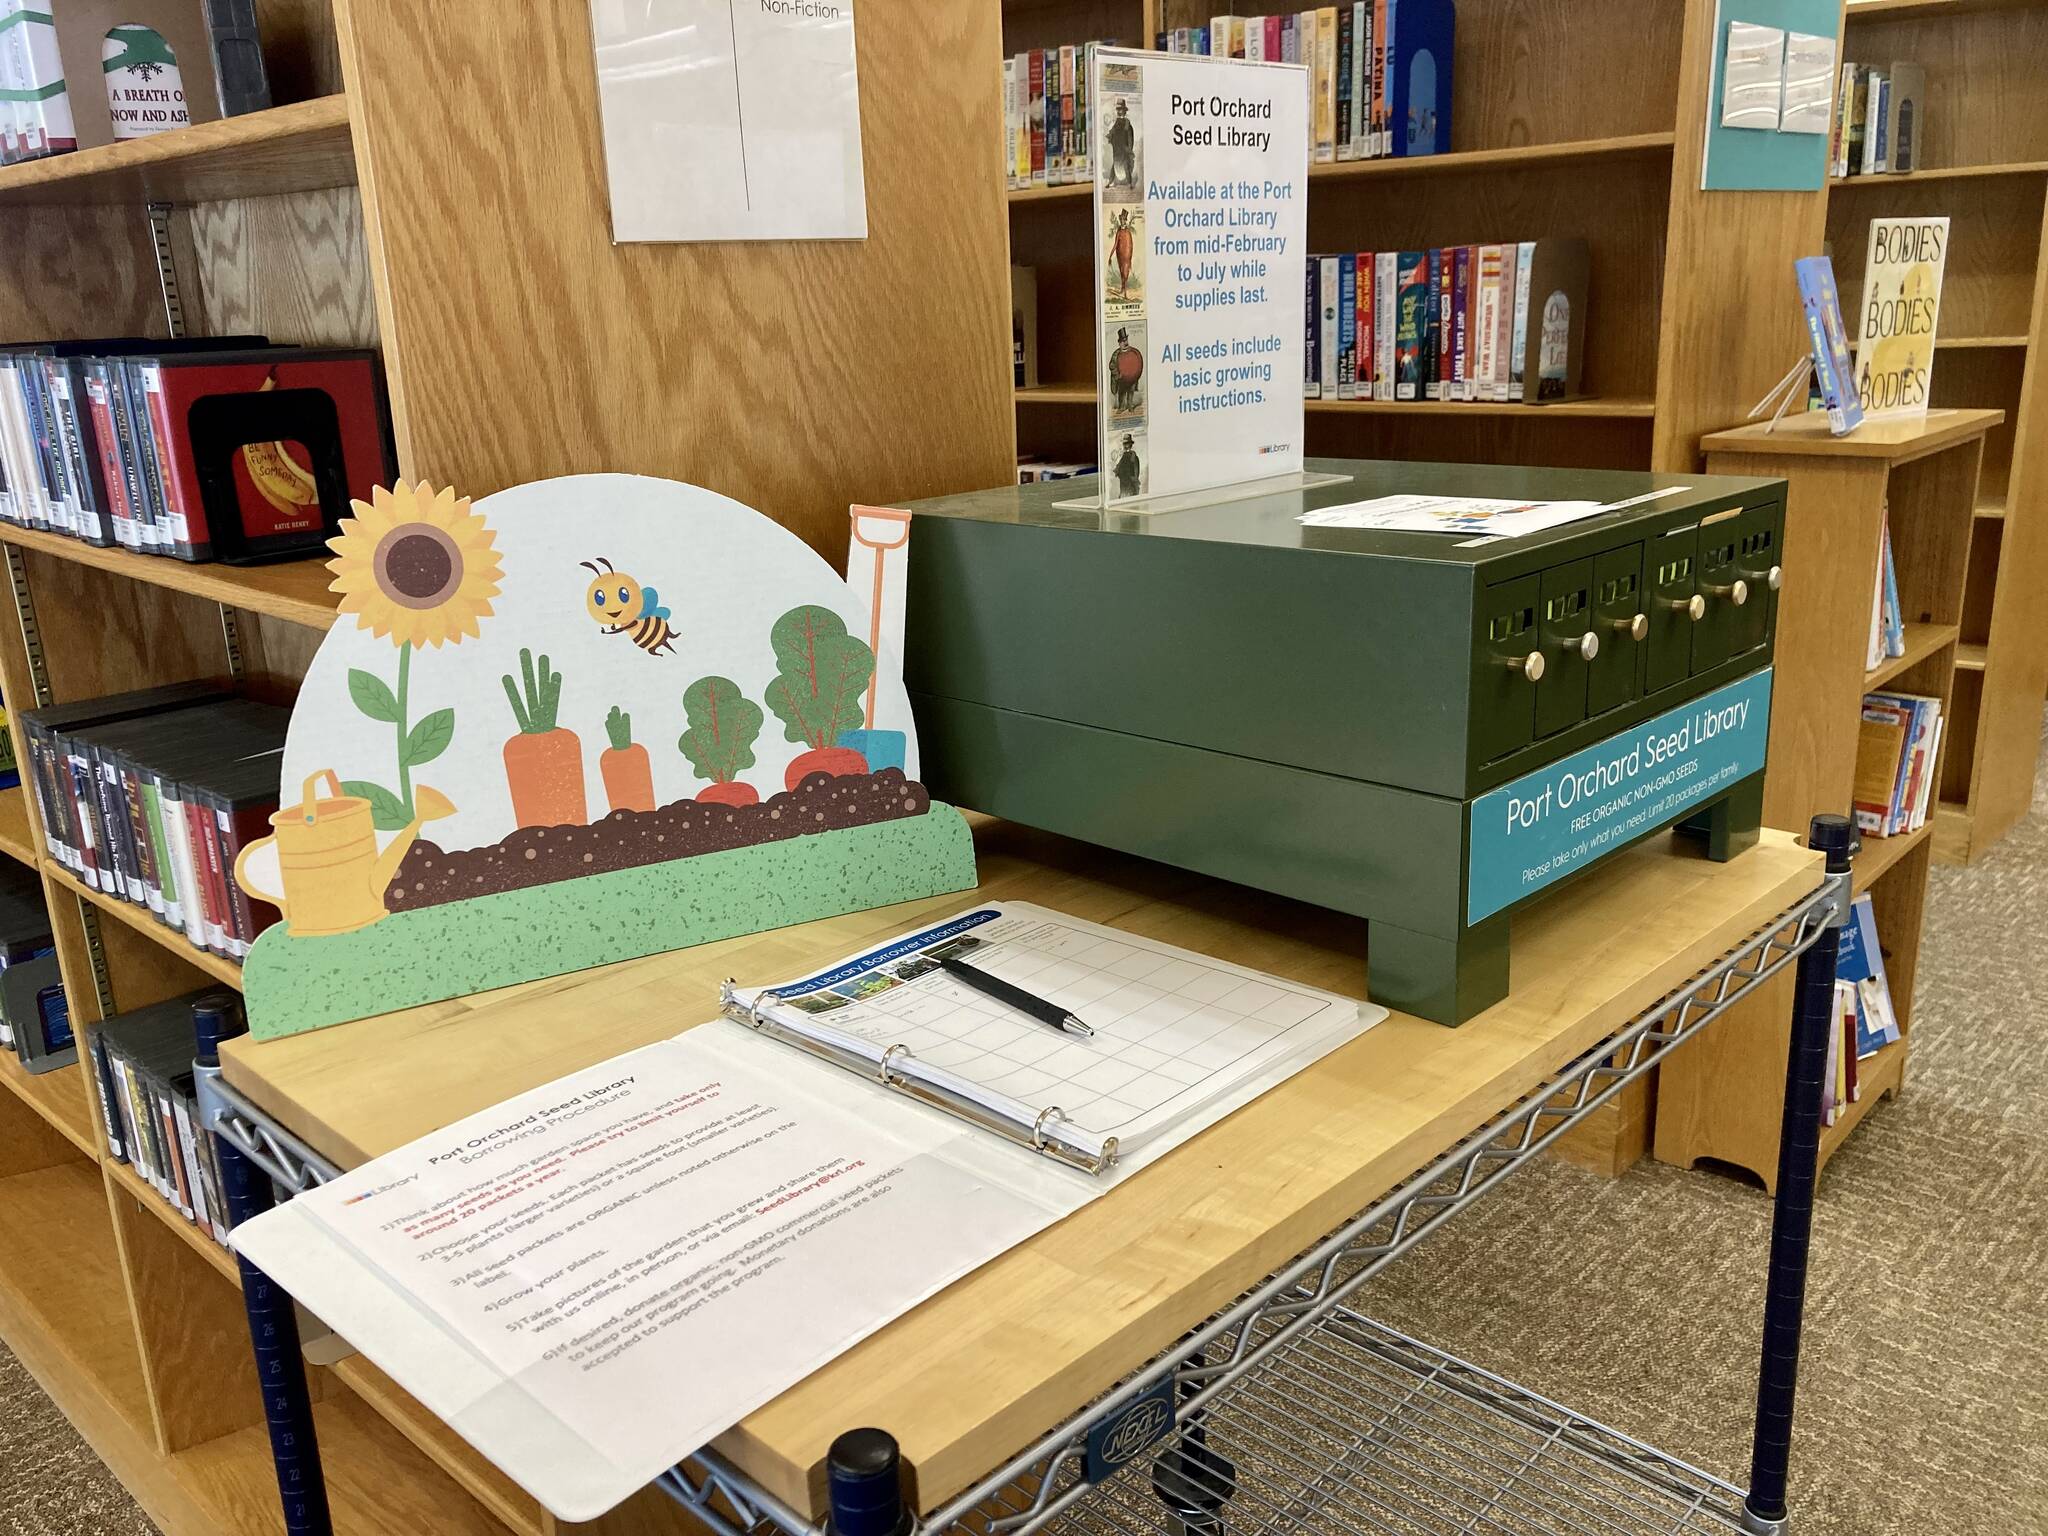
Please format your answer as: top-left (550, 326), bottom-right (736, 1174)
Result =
top-left (586, 0), bottom-right (867, 244)
top-left (1093, 48), bottom-right (1308, 507)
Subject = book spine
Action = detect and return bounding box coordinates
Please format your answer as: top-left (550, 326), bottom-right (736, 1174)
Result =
top-left (214, 795), bottom-right (260, 958)
top-left (1335, 2), bottom-right (1353, 160)
top-left (1319, 255), bottom-right (1340, 399)
top-left (1474, 246), bottom-right (1499, 402)
top-left (172, 1095), bottom-right (210, 1234)
top-left (1451, 244), bottom-right (1471, 401)
top-left (65, 738), bottom-right (106, 889)
top-left (41, 359), bottom-right (83, 538)
top-left (184, 796), bottom-right (230, 956)
top-left (1315, 8), bottom-right (1337, 163)
top-left (83, 366), bottom-right (132, 548)
top-left (118, 754), bottom-right (155, 905)
top-left (1044, 50), bottom-right (1061, 188)
top-left (157, 1083), bottom-right (193, 1217)
top-left (1058, 45), bottom-right (1075, 183)
top-left (1356, 250), bottom-right (1374, 396)
top-left (1375, 252), bottom-right (1395, 400)
top-left (1304, 258), bottom-right (1322, 398)
top-left (1510, 241), bottom-right (1534, 402)
top-left (1029, 50), bottom-right (1045, 186)
top-left (1350, 4), bottom-right (1368, 159)
top-left (1337, 254), bottom-right (1358, 400)
top-left (161, 780), bottom-right (208, 952)
top-left (1430, 246), bottom-right (1451, 399)
top-left (87, 1033), bottom-right (126, 1164)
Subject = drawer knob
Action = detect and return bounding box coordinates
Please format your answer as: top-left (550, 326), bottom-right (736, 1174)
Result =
top-left (1568, 631), bottom-right (1600, 662)
top-left (1703, 578), bottom-right (1750, 606)
top-left (1767, 564), bottom-right (1783, 591)
top-left (1503, 650), bottom-right (1545, 683)
top-left (1608, 612), bottom-right (1649, 642)
top-left (1664, 593), bottom-right (1707, 621)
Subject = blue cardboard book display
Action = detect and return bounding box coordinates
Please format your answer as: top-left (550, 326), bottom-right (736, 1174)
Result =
top-left (235, 474), bottom-right (975, 1039)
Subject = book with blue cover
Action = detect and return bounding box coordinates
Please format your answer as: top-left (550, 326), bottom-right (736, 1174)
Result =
top-left (1836, 893), bottom-right (1900, 1057)
top-left (1795, 256), bottom-right (1862, 435)
top-left (1388, 0), bottom-right (1453, 156)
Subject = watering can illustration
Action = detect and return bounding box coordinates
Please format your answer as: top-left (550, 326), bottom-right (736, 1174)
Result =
top-left (234, 770), bottom-right (454, 937)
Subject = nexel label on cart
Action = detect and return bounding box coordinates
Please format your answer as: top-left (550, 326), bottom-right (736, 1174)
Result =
top-left (1466, 669), bottom-right (1774, 925)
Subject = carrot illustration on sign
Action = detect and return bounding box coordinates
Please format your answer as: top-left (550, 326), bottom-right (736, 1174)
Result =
top-left (501, 649), bottom-right (586, 828)
top-left (679, 675), bottom-right (764, 806)
top-left (600, 707), bottom-right (656, 814)
top-left (765, 605), bottom-right (875, 791)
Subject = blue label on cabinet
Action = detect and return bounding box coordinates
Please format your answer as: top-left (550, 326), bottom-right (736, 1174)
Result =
top-left (1467, 668), bottom-right (1773, 925)
top-left (1084, 1375), bottom-right (1176, 1483)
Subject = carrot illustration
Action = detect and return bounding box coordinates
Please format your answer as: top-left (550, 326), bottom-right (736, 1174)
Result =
top-left (600, 706), bottom-right (656, 814)
top-left (500, 648), bottom-right (586, 828)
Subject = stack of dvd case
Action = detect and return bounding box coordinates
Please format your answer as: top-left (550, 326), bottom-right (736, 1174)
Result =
top-left (0, 857), bottom-right (66, 1075)
top-left (88, 990), bottom-right (235, 1244)
top-left (20, 684), bottom-right (287, 966)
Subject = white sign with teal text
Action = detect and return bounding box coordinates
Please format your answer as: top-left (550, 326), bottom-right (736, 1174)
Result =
top-left (1467, 669), bottom-right (1774, 924)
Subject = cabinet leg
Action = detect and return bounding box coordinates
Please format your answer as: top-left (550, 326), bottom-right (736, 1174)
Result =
top-left (1743, 814), bottom-right (1853, 1532)
top-left (1677, 772), bottom-right (1764, 862)
top-left (1366, 915), bottom-right (1508, 1026)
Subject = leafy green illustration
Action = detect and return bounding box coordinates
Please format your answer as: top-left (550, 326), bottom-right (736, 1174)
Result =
top-left (679, 676), bottom-right (764, 784)
top-left (764, 606), bottom-right (874, 749)
top-left (605, 706), bottom-right (634, 753)
top-left (340, 779), bottom-right (410, 832)
top-left (403, 709), bottom-right (455, 767)
top-left (502, 649), bottom-right (564, 734)
top-left (348, 668), bottom-right (401, 723)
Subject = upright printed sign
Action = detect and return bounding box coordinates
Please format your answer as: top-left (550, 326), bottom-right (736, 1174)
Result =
top-left (1854, 215), bottom-right (1947, 418)
top-left (1092, 48), bottom-right (1308, 507)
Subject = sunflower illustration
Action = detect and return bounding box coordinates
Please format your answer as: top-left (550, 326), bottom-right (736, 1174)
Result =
top-left (327, 482), bottom-right (502, 828)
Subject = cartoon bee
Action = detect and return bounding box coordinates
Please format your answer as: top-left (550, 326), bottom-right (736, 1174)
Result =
top-left (581, 558), bottom-right (676, 656)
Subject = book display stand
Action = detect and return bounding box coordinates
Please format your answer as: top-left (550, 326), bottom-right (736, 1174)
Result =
top-left (1657, 406), bottom-right (2001, 1187)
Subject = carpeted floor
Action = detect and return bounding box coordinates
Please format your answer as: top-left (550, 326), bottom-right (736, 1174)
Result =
top-left (5, 751), bottom-right (2045, 1534)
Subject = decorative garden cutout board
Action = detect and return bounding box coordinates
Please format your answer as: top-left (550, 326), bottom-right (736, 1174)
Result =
top-left (235, 475), bottom-right (975, 1039)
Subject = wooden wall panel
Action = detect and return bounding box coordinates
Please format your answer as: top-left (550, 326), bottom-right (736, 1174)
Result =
top-left (181, 187), bottom-right (380, 348)
top-left (332, 0), bottom-right (1018, 566)
top-left (24, 554), bottom-right (229, 704)
top-left (1650, 0), bottom-right (1842, 470)
top-left (1828, 177), bottom-right (2044, 345)
top-left (0, 206), bottom-right (165, 341)
top-left (1004, 0), bottom-right (1146, 53)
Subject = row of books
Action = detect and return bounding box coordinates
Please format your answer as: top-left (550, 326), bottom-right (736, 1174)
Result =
top-left (0, 337), bottom-right (390, 564)
top-left (1865, 516), bottom-right (1905, 671)
top-left (1828, 893), bottom-right (1902, 1126)
top-left (1161, 0), bottom-right (1454, 162)
top-left (21, 682), bottom-right (287, 966)
top-left (1017, 458), bottom-right (1096, 484)
top-left (1003, 42), bottom-right (1110, 189)
top-left (1831, 61), bottom-right (1925, 178)
top-left (1853, 688), bottom-right (1941, 839)
top-left (88, 990), bottom-right (241, 1247)
top-left (0, 858), bottom-right (68, 1076)
top-left (1302, 239), bottom-right (1588, 404)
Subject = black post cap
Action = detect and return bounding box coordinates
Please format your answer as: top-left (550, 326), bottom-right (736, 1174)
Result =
top-left (190, 992), bottom-right (247, 1068)
top-left (1808, 813), bottom-right (1855, 874)
top-left (827, 1428), bottom-right (910, 1536)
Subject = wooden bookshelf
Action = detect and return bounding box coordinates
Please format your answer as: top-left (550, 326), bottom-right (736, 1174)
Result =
top-left (0, 785), bottom-right (35, 866)
top-left (1006, 0), bottom-right (1820, 493)
top-left (1832, 0), bottom-right (2048, 865)
top-left (0, 1049), bottom-right (96, 1155)
top-left (1654, 409), bottom-right (2001, 1188)
top-left (43, 860), bottom-right (245, 990)
top-left (0, 96), bottom-right (354, 207)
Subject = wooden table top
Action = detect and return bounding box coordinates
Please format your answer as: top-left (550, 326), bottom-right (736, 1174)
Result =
top-left (221, 818), bottom-right (1818, 1518)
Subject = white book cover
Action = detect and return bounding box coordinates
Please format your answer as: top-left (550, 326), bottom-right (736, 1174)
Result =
top-left (1855, 216), bottom-right (1947, 417)
top-left (1350, 4), bottom-right (1368, 158)
top-left (1374, 251), bottom-right (1395, 400)
top-left (1319, 255), bottom-right (1340, 397)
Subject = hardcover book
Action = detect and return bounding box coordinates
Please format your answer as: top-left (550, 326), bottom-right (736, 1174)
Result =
top-left (1854, 216), bottom-right (1947, 417)
top-left (1885, 62), bottom-right (1924, 175)
top-left (1794, 255), bottom-right (1862, 435)
top-left (1519, 238), bottom-right (1590, 403)
top-left (1389, 0), bottom-right (1452, 156)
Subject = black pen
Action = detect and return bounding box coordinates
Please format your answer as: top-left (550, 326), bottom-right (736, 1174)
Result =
top-left (937, 955), bottom-right (1094, 1038)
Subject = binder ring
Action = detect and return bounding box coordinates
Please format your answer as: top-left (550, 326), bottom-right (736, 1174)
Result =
top-left (1033, 1105), bottom-right (1068, 1151)
top-left (880, 1044), bottom-right (911, 1085)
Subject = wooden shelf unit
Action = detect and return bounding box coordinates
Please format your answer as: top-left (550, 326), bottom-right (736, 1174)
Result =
top-left (1006, 0), bottom-right (1829, 487)
top-left (1652, 408), bottom-right (2001, 1189)
top-left (1829, 0), bottom-right (2048, 865)
top-left (0, 0), bottom-right (1021, 1527)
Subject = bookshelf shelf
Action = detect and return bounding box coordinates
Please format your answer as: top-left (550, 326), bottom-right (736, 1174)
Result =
top-left (0, 1162), bottom-right (153, 1437)
top-left (1853, 820), bottom-right (1935, 896)
top-left (1955, 642), bottom-right (1989, 672)
top-left (0, 1050), bottom-right (96, 1156)
top-left (1829, 160), bottom-right (2048, 189)
top-left (43, 859), bottom-right (245, 990)
top-left (1865, 621), bottom-right (1958, 689)
top-left (1845, 0), bottom-right (2042, 20)
top-left (1016, 386), bottom-right (1655, 419)
top-left (1938, 335), bottom-right (2030, 351)
top-left (0, 525), bottom-right (340, 631)
top-left (1004, 133), bottom-right (1679, 205)
top-left (1975, 497), bottom-right (2007, 519)
top-left (1819, 1036), bottom-right (1906, 1159)
top-left (0, 785), bottom-right (35, 867)
top-left (109, 1157), bottom-right (238, 1283)
top-left (0, 95), bottom-right (354, 208)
